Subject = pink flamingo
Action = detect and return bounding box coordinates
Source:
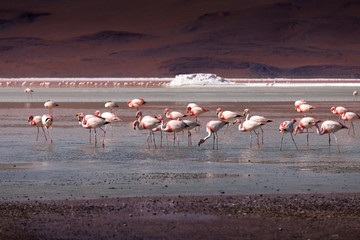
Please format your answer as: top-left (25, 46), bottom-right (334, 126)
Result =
top-left (133, 115), bottom-right (161, 149)
top-left (44, 100), bottom-right (59, 114)
top-left (182, 119), bottom-right (200, 146)
top-left (233, 119), bottom-right (265, 149)
top-left (279, 119), bottom-right (298, 151)
top-left (24, 88), bottom-right (34, 99)
top-left (78, 114), bottom-right (110, 147)
top-left (42, 114), bottom-right (54, 143)
top-left (243, 108), bottom-right (272, 144)
top-left (95, 110), bottom-right (122, 137)
top-left (296, 103), bottom-right (315, 114)
top-left (186, 104), bottom-right (208, 130)
top-left (104, 101), bottom-right (119, 112)
top-left (331, 106), bottom-right (348, 121)
top-left (198, 120), bottom-right (229, 150)
top-left (341, 111), bottom-right (360, 135)
top-left (28, 115), bottom-right (47, 141)
top-left (128, 98), bottom-right (146, 110)
top-left (216, 108), bottom-right (243, 135)
top-left (315, 120), bottom-right (348, 154)
top-left (294, 117), bottom-right (322, 147)
top-left (76, 113), bottom-right (99, 144)
top-left (160, 119), bottom-right (189, 148)
top-left (164, 108), bottom-right (187, 120)
top-left (294, 99), bottom-right (306, 110)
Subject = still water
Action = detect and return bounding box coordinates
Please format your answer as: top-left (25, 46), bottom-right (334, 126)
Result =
top-left (0, 87), bottom-right (360, 200)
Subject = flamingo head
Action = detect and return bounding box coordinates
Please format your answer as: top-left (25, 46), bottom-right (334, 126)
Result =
top-left (155, 115), bottom-right (163, 120)
top-left (338, 110), bottom-right (346, 116)
top-left (75, 113), bottom-right (84, 121)
top-left (186, 106), bottom-right (191, 113)
top-left (291, 119), bottom-right (297, 124)
top-left (132, 120), bottom-right (139, 130)
top-left (27, 115), bottom-right (34, 122)
top-left (243, 108), bottom-right (249, 116)
top-left (94, 110), bottom-right (100, 116)
top-left (164, 108), bottom-right (169, 114)
top-left (233, 119), bottom-right (241, 124)
top-left (198, 138), bottom-right (206, 146)
top-left (294, 126), bottom-right (299, 135)
top-left (330, 106), bottom-right (336, 113)
top-left (215, 108), bottom-right (222, 115)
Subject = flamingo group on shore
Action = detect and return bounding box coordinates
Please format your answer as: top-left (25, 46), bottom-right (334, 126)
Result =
top-left (25, 97), bottom-right (357, 154)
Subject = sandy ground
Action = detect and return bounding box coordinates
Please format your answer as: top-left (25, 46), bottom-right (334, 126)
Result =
top-left (1, 193), bottom-right (360, 240)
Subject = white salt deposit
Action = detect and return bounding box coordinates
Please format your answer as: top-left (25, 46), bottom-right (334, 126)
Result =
top-left (169, 73), bottom-right (233, 87)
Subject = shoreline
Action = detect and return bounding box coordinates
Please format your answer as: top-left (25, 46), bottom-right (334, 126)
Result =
top-left (1, 192), bottom-right (360, 239)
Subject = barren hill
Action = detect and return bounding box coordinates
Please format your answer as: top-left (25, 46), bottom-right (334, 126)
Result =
top-left (1, 0), bottom-right (360, 78)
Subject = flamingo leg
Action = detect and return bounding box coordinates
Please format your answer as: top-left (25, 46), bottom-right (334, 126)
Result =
top-left (147, 132), bottom-right (151, 149)
top-left (41, 126), bottom-right (47, 141)
top-left (50, 126), bottom-right (53, 144)
top-left (260, 127), bottom-right (264, 144)
top-left (215, 132), bottom-right (219, 150)
top-left (280, 133), bottom-right (284, 151)
top-left (291, 133), bottom-right (298, 150)
top-left (333, 133), bottom-right (340, 154)
top-left (100, 127), bottom-right (106, 148)
top-left (254, 130), bottom-right (260, 149)
top-left (89, 129), bottom-right (91, 144)
top-left (212, 132), bottom-right (215, 150)
top-left (36, 126), bottom-right (39, 141)
top-left (249, 132), bottom-right (252, 149)
top-left (188, 131), bottom-right (192, 146)
top-left (160, 131), bottom-right (163, 148)
top-left (94, 128), bottom-right (98, 147)
top-left (306, 129), bottom-right (309, 147)
top-left (352, 122), bottom-right (355, 135)
top-left (173, 132), bottom-right (176, 147)
top-left (152, 131), bottom-right (157, 149)
top-left (328, 133), bottom-right (331, 153)
top-left (166, 133), bottom-right (169, 148)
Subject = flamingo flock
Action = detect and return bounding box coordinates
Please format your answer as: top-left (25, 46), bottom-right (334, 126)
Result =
top-left (26, 96), bottom-right (358, 154)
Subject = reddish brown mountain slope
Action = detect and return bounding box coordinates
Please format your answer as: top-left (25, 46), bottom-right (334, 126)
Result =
top-left (1, 0), bottom-right (360, 78)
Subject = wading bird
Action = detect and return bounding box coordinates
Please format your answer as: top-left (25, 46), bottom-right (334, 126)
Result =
top-left (186, 104), bottom-right (208, 130)
top-left (44, 100), bottom-right (59, 114)
top-left (78, 113), bottom-right (110, 148)
top-left (315, 120), bottom-right (348, 154)
top-left (233, 119), bottom-right (265, 149)
top-left (164, 108), bottom-right (187, 120)
top-left (279, 119), bottom-right (298, 151)
top-left (198, 120), bottom-right (229, 150)
top-left (294, 117), bottom-right (322, 147)
top-left (28, 115), bottom-right (47, 141)
top-left (133, 115), bottom-right (161, 149)
top-left (216, 108), bottom-right (242, 135)
top-left (24, 88), bottom-right (34, 99)
top-left (331, 106), bottom-right (347, 121)
top-left (104, 101), bottom-right (119, 112)
top-left (182, 119), bottom-right (200, 146)
top-left (128, 98), bottom-right (146, 110)
top-left (160, 119), bottom-right (189, 148)
top-left (341, 111), bottom-right (360, 135)
top-left (42, 114), bottom-right (54, 143)
top-left (95, 110), bottom-right (122, 137)
top-left (243, 108), bottom-right (272, 144)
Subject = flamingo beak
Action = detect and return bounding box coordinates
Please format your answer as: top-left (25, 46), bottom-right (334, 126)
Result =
top-left (243, 111), bottom-right (246, 117)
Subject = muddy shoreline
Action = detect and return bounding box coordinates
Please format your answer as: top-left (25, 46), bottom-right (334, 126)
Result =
top-left (1, 193), bottom-right (360, 239)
